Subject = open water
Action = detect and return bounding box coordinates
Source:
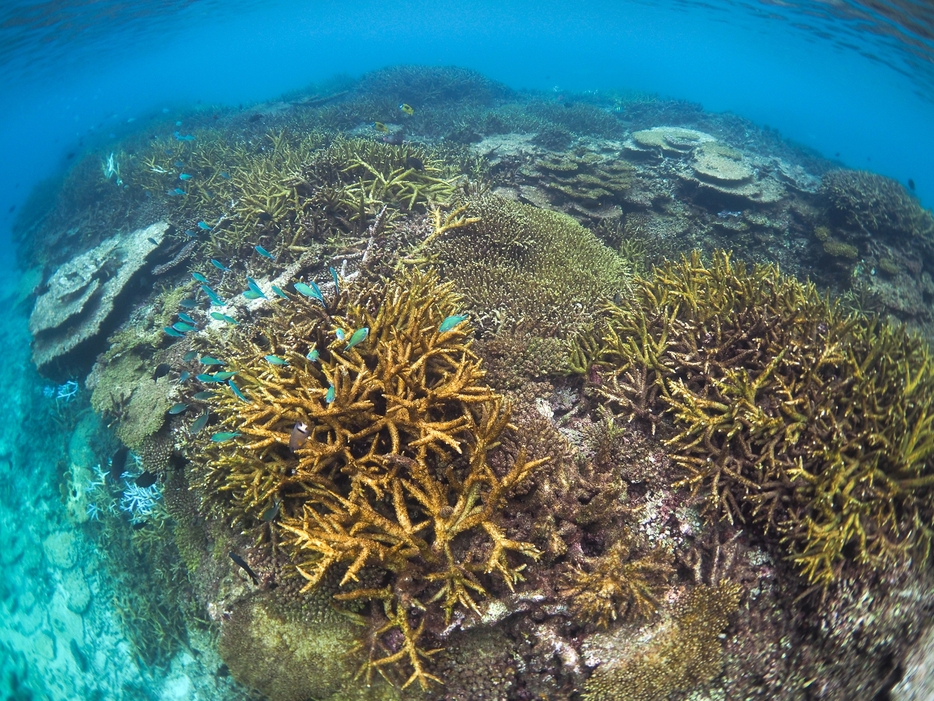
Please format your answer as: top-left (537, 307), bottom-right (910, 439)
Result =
top-left (2, 1), bottom-right (934, 700)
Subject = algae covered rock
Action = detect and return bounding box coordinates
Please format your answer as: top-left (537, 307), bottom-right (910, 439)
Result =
top-left (29, 220), bottom-right (169, 371)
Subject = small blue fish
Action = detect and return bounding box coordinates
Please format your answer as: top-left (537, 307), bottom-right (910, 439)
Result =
top-left (168, 403), bottom-right (189, 415)
top-left (183, 350), bottom-right (198, 362)
top-left (196, 373), bottom-right (222, 383)
top-left (174, 188), bottom-right (186, 195)
top-left (717, 210), bottom-right (742, 218)
top-left (167, 189), bottom-right (183, 196)
top-left (197, 221), bottom-right (211, 230)
top-left (192, 391), bottom-right (215, 400)
top-left (192, 272), bottom-right (208, 283)
top-left (220, 171), bottom-right (230, 179)
top-left (190, 410), bottom-right (210, 434)
top-left (211, 432), bottom-right (240, 443)
top-left (179, 298), bottom-right (198, 308)
top-left (164, 326), bottom-right (184, 338)
top-left (271, 285), bottom-right (289, 300)
top-left (174, 160), bottom-right (185, 168)
top-left (179, 371), bottom-right (191, 382)
top-left (211, 259), bottom-right (229, 271)
top-left (221, 314), bottom-right (239, 326)
top-left (213, 371), bottom-right (237, 381)
top-left (344, 327), bottom-right (369, 350)
top-left (294, 281), bottom-right (325, 305)
top-left (174, 132), bottom-right (196, 141)
top-left (185, 229), bottom-right (197, 237)
top-left (325, 384), bottom-right (335, 404)
top-left (335, 329), bottom-right (345, 342)
top-left (265, 355), bottom-right (288, 366)
top-left (179, 173), bottom-right (192, 180)
top-left (228, 379), bottom-right (249, 402)
top-left (439, 314), bottom-right (468, 333)
top-left (147, 237), bottom-right (159, 245)
top-left (306, 348), bottom-right (319, 362)
top-left (200, 356), bottom-right (226, 366)
top-left (178, 313), bottom-right (196, 325)
top-left (246, 277), bottom-right (266, 298)
top-left (330, 267), bottom-right (340, 296)
top-left (173, 322), bottom-right (196, 333)
top-left (254, 245), bottom-right (275, 259)
top-left (242, 290), bottom-right (262, 300)
top-left (201, 285), bottom-right (225, 306)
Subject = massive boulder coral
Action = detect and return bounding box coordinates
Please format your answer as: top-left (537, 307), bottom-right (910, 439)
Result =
top-left (29, 221), bottom-right (169, 371)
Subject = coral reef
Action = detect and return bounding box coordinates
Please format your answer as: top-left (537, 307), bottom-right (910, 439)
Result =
top-left (186, 267), bottom-right (547, 689)
top-left (587, 250), bottom-right (934, 585)
top-left (30, 221), bottom-right (169, 371)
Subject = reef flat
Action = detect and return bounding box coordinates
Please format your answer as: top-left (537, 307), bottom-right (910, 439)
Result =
top-left (10, 65), bottom-right (934, 700)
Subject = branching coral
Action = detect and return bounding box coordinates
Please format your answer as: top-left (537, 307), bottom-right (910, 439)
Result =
top-left (588, 250), bottom-right (934, 585)
top-left (186, 267), bottom-right (547, 689)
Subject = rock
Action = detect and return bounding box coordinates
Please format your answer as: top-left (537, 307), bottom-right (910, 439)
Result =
top-left (63, 569), bottom-right (92, 614)
top-left (893, 621), bottom-right (934, 701)
top-left (30, 221), bottom-right (169, 371)
top-left (43, 530), bottom-right (78, 570)
top-left (682, 143), bottom-right (786, 204)
top-left (625, 126), bottom-right (715, 156)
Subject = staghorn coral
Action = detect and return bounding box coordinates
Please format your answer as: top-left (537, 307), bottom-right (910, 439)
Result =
top-left (185, 267), bottom-right (547, 690)
top-left (560, 531), bottom-right (674, 629)
top-left (581, 583), bottom-right (743, 701)
top-left (587, 250), bottom-right (934, 585)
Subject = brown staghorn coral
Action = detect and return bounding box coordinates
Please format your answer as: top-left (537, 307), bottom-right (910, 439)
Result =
top-left (587, 250), bottom-right (934, 586)
top-left (560, 530), bottom-right (674, 629)
top-left (186, 267), bottom-right (547, 690)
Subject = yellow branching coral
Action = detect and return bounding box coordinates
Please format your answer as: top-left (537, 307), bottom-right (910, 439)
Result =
top-left (589, 250), bottom-right (934, 585)
top-left (187, 267), bottom-right (547, 689)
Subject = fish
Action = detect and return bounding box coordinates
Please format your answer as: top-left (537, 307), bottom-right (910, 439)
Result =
top-left (164, 326), bottom-right (184, 337)
top-left (183, 350), bottom-right (198, 362)
top-left (382, 131), bottom-right (405, 145)
top-left (294, 281), bottom-right (325, 304)
top-left (306, 348), bottom-right (319, 362)
top-left (405, 155), bottom-right (424, 171)
top-left (192, 391), bottom-right (215, 400)
top-left (242, 290), bottom-right (263, 300)
top-left (185, 229), bottom-right (197, 237)
top-left (399, 103), bottom-right (414, 115)
top-left (334, 329), bottom-right (345, 342)
top-left (179, 173), bottom-right (192, 180)
top-left (174, 131), bottom-right (196, 141)
top-left (179, 298), bottom-right (198, 308)
top-left (173, 322), bottom-right (196, 333)
top-left (909, 178), bottom-right (916, 191)
top-left (192, 272), bottom-right (208, 283)
top-left (147, 237), bottom-right (159, 245)
top-left (221, 314), bottom-right (239, 325)
top-left (201, 284), bottom-right (225, 306)
top-left (265, 355), bottom-right (288, 366)
top-left (261, 498), bottom-right (281, 522)
top-left (197, 221), bottom-right (212, 230)
top-left (200, 356), bottom-right (225, 365)
top-left (210, 312), bottom-right (226, 321)
top-left (179, 371), bottom-right (191, 382)
top-left (168, 403), bottom-right (189, 415)
top-left (325, 384), bottom-right (335, 404)
top-left (220, 171), bottom-right (230, 179)
top-left (329, 267), bottom-right (340, 296)
top-left (178, 313), bottom-right (196, 325)
top-left (246, 277), bottom-right (266, 298)
top-left (136, 471), bottom-right (158, 488)
top-left (374, 121), bottom-right (388, 133)
top-left (289, 422), bottom-right (310, 452)
top-left (228, 379), bottom-right (249, 402)
top-left (254, 245), bottom-right (275, 259)
top-left (717, 210), bottom-right (742, 218)
top-left (196, 373), bottom-right (222, 383)
top-left (344, 327), bottom-right (369, 350)
top-left (271, 285), bottom-right (289, 300)
top-left (168, 188), bottom-right (186, 196)
top-left (211, 432), bottom-right (240, 442)
top-left (152, 363), bottom-right (172, 379)
top-left (211, 371), bottom-right (236, 380)
top-left (174, 160), bottom-right (185, 168)
top-left (439, 314), bottom-right (468, 332)
top-left (211, 259), bottom-right (229, 271)
top-left (228, 551), bottom-right (260, 585)
top-left (110, 446), bottom-right (129, 481)
top-left (190, 410), bottom-right (210, 434)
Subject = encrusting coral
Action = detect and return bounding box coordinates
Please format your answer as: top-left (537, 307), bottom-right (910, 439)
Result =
top-left (585, 250), bottom-right (934, 586)
top-left (186, 266), bottom-right (548, 690)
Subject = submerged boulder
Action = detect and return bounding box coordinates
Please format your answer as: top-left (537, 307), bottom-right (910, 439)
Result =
top-left (29, 221), bottom-right (169, 371)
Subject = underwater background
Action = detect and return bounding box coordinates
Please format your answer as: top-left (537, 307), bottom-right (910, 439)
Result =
top-left (3, 1), bottom-right (934, 700)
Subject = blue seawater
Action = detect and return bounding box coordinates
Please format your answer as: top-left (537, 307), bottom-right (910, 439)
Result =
top-left (1, 1), bottom-right (934, 699)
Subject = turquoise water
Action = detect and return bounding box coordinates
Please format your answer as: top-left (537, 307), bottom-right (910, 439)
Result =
top-left (2, 1), bottom-right (934, 699)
